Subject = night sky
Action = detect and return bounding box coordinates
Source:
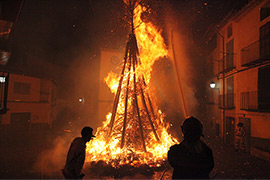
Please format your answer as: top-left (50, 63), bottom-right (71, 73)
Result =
top-left (0, 0), bottom-right (251, 112)
top-left (1, 0), bottom-right (249, 68)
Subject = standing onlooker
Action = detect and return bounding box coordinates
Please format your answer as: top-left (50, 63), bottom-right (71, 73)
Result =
top-left (168, 116), bottom-right (214, 179)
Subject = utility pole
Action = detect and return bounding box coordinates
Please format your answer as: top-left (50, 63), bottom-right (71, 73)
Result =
top-left (171, 29), bottom-right (188, 118)
top-left (216, 30), bottom-right (226, 144)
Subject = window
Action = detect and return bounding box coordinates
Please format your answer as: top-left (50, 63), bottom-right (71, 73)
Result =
top-left (207, 55), bottom-right (215, 78)
top-left (226, 76), bottom-right (234, 108)
top-left (258, 66), bottom-right (270, 111)
top-left (14, 82), bottom-right (31, 95)
top-left (227, 24), bottom-right (232, 38)
top-left (240, 91), bottom-right (258, 110)
top-left (260, 22), bottom-right (270, 59)
top-left (260, 7), bottom-right (270, 21)
top-left (226, 39), bottom-right (234, 69)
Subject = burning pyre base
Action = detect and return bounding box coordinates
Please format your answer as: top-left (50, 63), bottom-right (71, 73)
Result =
top-left (85, 160), bottom-right (170, 179)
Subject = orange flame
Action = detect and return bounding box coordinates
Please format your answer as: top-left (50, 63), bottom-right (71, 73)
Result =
top-left (134, 5), bottom-right (168, 84)
top-left (104, 72), bottom-right (119, 95)
top-left (86, 3), bottom-right (177, 167)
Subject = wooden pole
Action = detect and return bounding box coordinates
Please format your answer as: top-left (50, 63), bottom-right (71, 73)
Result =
top-left (141, 79), bottom-right (157, 120)
top-left (139, 82), bottom-right (160, 142)
top-left (108, 43), bottom-right (129, 138)
top-left (136, 50), bottom-right (157, 121)
top-left (171, 29), bottom-right (188, 117)
top-left (132, 34), bottom-right (160, 142)
top-left (120, 56), bottom-right (132, 148)
top-left (133, 53), bottom-right (147, 152)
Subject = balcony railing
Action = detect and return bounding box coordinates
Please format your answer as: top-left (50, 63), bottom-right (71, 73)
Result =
top-left (241, 40), bottom-right (260, 66)
top-left (241, 37), bottom-right (270, 66)
top-left (218, 54), bottom-right (236, 74)
top-left (240, 91), bottom-right (258, 110)
top-left (219, 93), bottom-right (235, 109)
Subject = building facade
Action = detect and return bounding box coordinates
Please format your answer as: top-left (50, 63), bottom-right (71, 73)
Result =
top-left (206, 0), bottom-right (270, 160)
top-left (0, 1), bottom-right (57, 133)
top-left (98, 49), bottom-right (124, 123)
top-left (0, 72), bottom-right (57, 132)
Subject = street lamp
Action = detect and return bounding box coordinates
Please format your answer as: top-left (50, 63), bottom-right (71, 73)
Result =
top-left (210, 81), bottom-right (216, 89)
top-left (0, 73), bottom-right (9, 114)
top-left (0, 75), bottom-right (5, 83)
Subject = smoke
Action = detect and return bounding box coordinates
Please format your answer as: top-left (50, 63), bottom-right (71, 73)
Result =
top-left (148, 4), bottom-right (201, 130)
top-left (163, 4), bottom-right (208, 127)
top-left (35, 54), bottom-right (101, 177)
top-left (32, 132), bottom-right (81, 177)
top-left (32, 45), bottom-right (103, 177)
top-left (168, 28), bottom-right (198, 118)
top-left (33, 1), bottom-right (205, 176)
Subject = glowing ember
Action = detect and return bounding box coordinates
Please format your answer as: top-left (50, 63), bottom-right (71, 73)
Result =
top-left (86, 1), bottom-right (178, 169)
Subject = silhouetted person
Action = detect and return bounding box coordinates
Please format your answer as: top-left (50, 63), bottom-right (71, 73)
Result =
top-left (62, 126), bottom-right (95, 179)
top-left (168, 116), bottom-right (214, 179)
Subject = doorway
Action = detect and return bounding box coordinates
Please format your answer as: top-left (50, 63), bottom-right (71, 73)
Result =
top-left (226, 116), bottom-right (235, 146)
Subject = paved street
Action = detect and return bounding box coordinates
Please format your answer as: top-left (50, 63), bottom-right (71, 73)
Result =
top-left (1, 132), bottom-right (270, 179)
top-left (154, 135), bottom-right (270, 179)
top-left (205, 136), bottom-right (270, 179)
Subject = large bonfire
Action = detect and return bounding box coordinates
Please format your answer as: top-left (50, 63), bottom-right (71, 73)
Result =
top-left (86, 0), bottom-right (178, 173)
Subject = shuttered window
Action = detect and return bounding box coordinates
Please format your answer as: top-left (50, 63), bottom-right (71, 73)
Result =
top-left (260, 22), bottom-right (270, 59)
top-left (258, 66), bottom-right (270, 111)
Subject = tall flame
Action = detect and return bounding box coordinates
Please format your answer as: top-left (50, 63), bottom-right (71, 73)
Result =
top-left (86, 2), bottom-right (178, 167)
top-left (134, 5), bottom-right (168, 84)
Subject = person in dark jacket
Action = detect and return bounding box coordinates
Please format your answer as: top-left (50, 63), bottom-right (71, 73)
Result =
top-left (62, 126), bottom-right (95, 179)
top-left (168, 116), bottom-right (214, 179)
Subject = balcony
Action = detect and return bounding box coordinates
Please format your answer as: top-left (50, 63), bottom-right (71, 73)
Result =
top-left (241, 37), bottom-right (270, 67)
top-left (219, 93), bottom-right (235, 109)
top-left (240, 91), bottom-right (258, 111)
